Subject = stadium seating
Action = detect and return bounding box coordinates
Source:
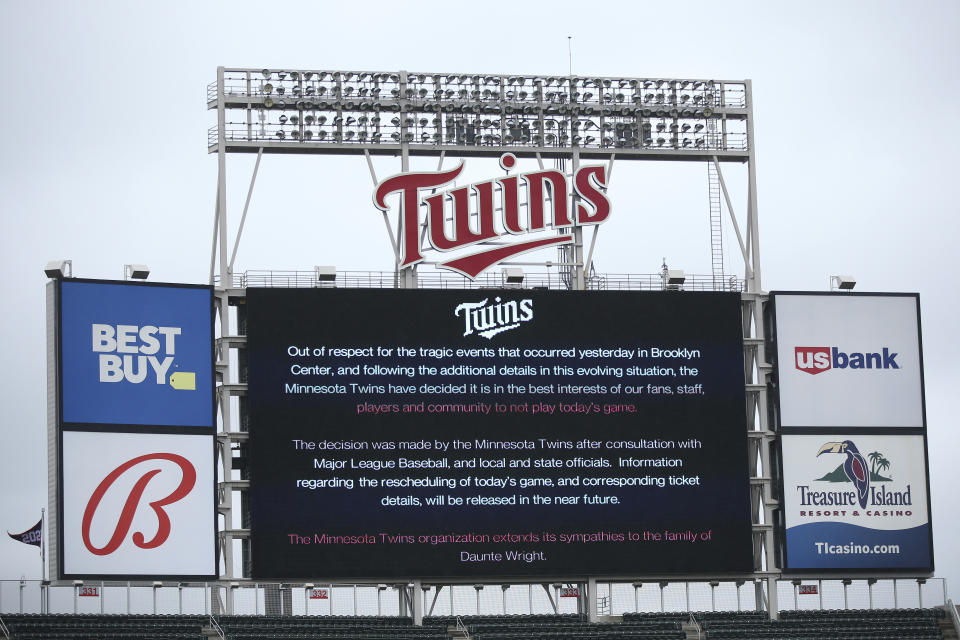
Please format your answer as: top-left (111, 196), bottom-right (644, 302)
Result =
top-left (699, 607), bottom-right (944, 639)
top-left (0, 608), bottom-right (949, 640)
top-left (2, 613), bottom-right (208, 639)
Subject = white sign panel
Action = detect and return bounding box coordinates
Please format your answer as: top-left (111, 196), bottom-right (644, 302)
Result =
top-left (781, 433), bottom-right (931, 571)
top-left (772, 293), bottom-right (923, 428)
top-left (61, 431), bottom-right (215, 577)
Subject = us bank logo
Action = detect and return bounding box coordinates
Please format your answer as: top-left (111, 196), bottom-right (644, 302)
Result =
top-left (60, 281), bottom-right (214, 427)
top-left (793, 346), bottom-right (900, 375)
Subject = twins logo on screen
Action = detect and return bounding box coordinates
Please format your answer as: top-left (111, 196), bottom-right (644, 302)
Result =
top-left (455, 297), bottom-right (533, 339)
top-left (798, 440), bottom-right (910, 513)
top-left (81, 453), bottom-right (196, 556)
top-left (793, 346), bottom-right (900, 375)
top-left (92, 324), bottom-right (197, 390)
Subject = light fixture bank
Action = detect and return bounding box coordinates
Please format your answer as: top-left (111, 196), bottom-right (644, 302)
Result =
top-left (210, 68), bottom-right (749, 159)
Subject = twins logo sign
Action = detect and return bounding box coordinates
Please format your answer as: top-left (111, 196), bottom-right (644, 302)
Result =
top-left (374, 153), bottom-right (610, 279)
top-left (59, 280), bottom-right (214, 427)
top-left (62, 431), bottom-right (215, 578)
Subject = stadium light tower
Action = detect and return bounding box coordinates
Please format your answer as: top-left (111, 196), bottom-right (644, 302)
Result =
top-left (206, 66), bottom-right (777, 619)
top-left (207, 67), bottom-right (761, 294)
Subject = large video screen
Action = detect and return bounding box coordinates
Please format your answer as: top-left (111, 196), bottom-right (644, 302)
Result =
top-left (246, 289), bottom-right (753, 579)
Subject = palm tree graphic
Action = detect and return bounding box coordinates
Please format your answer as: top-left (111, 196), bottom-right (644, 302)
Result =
top-left (877, 456), bottom-right (891, 478)
top-left (868, 451), bottom-right (882, 476)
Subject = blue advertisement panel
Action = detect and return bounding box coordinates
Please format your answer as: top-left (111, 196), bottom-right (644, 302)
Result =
top-left (59, 280), bottom-right (214, 428)
top-left (781, 433), bottom-right (933, 571)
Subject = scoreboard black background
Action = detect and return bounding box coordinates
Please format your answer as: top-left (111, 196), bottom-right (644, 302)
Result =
top-left (246, 288), bottom-right (753, 579)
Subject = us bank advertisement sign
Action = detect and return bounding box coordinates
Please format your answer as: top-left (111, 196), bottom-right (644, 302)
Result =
top-left (60, 430), bottom-right (216, 578)
top-left (771, 293), bottom-right (924, 429)
top-left (781, 433), bottom-right (932, 571)
top-left (58, 280), bottom-right (214, 428)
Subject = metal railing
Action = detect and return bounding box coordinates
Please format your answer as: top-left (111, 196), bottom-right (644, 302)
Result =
top-left (216, 269), bottom-right (745, 292)
top-left (947, 598), bottom-right (960, 636)
top-left (208, 613), bottom-right (225, 639)
top-left (687, 611), bottom-right (702, 639)
top-left (211, 124), bottom-right (749, 154)
top-left (0, 579), bottom-right (946, 616)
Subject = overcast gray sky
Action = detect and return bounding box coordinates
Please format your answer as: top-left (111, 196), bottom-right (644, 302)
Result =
top-left (1, 0), bottom-right (958, 603)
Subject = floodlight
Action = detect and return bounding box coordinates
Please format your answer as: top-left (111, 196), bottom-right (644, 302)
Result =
top-left (263, 97), bottom-right (274, 108)
top-left (830, 275), bottom-right (856, 290)
top-left (44, 259), bottom-right (72, 278)
top-left (315, 266), bottom-right (336, 282)
top-left (124, 264), bottom-right (150, 280)
top-left (665, 269), bottom-right (685, 285)
top-left (261, 69), bottom-right (271, 78)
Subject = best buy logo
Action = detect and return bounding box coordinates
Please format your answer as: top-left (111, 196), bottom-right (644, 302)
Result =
top-left (92, 324), bottom-right (196, 390)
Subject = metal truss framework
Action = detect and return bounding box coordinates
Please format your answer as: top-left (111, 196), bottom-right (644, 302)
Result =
top-left (207, 67), bottom-right (776, 619)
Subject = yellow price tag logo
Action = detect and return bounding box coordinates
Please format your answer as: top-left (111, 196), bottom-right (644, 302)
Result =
top-left (169, 371), bottom-right (196, 391)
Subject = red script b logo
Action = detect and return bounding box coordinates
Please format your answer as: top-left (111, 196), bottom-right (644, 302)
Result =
top-left (81, 453), bottom-right (196, 556)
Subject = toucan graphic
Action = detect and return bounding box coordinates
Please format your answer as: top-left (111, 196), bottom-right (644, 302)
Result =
top-left (818, 440), bottom-right (869, 509)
